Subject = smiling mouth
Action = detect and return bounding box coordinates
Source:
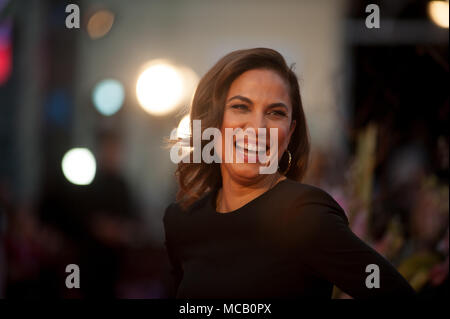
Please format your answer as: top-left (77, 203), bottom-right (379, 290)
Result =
top-left (234, 140), bottom-right (270, 158)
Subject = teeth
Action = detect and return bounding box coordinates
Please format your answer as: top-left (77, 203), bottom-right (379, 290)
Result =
top-left (235, 141), bottom-right (266, 152)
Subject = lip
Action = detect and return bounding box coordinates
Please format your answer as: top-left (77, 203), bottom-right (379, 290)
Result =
top-left (234, 140), bottom-right (270, 163)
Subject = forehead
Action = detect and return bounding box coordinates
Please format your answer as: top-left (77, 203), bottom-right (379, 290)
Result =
top-left (226, 69), bottom-right (290, 103)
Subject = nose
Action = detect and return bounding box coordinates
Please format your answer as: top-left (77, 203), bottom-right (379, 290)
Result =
top-left (243, 111), bottom-right (267, 133)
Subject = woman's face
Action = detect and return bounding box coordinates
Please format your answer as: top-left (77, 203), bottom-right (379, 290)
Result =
top-left (219, 68), bottom-right (296, 184)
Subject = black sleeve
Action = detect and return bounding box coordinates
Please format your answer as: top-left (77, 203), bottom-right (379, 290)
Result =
top-left (287, 189), bottom-right (417, 299)
top-left (163, 205), bottom-right (184, 297)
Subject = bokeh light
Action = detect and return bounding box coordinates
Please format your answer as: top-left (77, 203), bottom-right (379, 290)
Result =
top-left (92, 79), bottom-right (125, 116)
top-left (136, 61), bottom-right (199, 117)
top-left (45, 89), bottom-right (71, 125)
top-left (61, 148), bottom-right (97, 185)
top-left (87, 9), bottom-right (115, 39)
top-left (136, 61), bottom-right (185, 116)
top-left (177, 114), bottom-right (191, 139)
top-left (0, 23), bottom-right (12, 85)
top-left (428, 1), bottom-right (449, 29)
top-left (169, 114), bottom-right (193, 161)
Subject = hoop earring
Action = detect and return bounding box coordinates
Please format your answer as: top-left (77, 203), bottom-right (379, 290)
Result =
top-left (279, 149), bottom-right (292, 175)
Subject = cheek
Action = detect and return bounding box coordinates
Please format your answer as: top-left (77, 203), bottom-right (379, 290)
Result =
top-left (221, 109), bottom-right (242, 129)
top-left (219, 114), bottom-right (234, 160)
top-left (270, 125), bottom-right (291, 149)
top-left (220, 110), bottom-right (242, 145)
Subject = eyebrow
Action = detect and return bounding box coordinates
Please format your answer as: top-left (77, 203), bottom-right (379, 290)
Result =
top-left (227, 95), bottom-right (289, 110)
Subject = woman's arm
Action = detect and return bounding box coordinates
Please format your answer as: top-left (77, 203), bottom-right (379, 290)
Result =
top-left (286, 188), bottom-right (416, 299)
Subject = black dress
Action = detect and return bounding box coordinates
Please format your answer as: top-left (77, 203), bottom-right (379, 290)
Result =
top-left (163, 179), bottom-right (416, 298)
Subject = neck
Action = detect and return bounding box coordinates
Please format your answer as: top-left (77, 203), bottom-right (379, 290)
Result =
top-left (216, 171), bottom-right (286, 213)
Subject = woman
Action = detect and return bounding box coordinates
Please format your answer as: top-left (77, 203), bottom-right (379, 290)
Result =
top-left (163, 48), bottom-right (415, 298)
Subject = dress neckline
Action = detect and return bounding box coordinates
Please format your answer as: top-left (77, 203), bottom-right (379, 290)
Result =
top-left (209, 178), bottom-right (289, 216)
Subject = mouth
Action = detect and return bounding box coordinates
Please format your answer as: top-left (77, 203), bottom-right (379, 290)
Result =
top-left (234, 139), bottom-right (270, 162)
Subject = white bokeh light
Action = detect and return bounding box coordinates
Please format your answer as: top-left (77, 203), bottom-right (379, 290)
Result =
top-left (428, 1), bottom-right (449, 29)
top-left (61, 148), bottom-right (97, 185)
top-left (177, 114), bottom-right (191, 139)
top-left (169, 114), bottom-right (193, 162)
top-left (136, 61), bottom-right (184, 116)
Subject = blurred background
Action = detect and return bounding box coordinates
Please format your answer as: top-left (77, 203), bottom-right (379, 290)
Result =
top-left (0, 0), bottom-right (448, 298)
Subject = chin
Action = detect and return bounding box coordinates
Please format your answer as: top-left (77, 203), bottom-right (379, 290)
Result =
top-left (225, 162), bottom-right (265, 183)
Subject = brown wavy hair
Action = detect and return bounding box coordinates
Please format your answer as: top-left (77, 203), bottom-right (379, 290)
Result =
top-left (175, 48), bottom-right (310, 209)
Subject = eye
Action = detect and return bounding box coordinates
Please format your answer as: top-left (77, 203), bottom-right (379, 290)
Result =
top-left (230, 104), bottom-right (249, 111)
top-left (268, 110), bottom-right (287, 117)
